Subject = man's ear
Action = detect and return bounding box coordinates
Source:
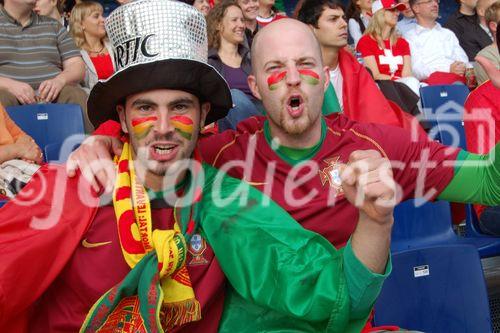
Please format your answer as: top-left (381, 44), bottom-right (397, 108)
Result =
top-left (322, 65), bottom-right (330, 93)
top-left (248, 75), bottom-right (262, 100)
top-left (116, 105), bottom-right (129, 134)
top-left (489, 21), bottom-right (497, 34)
top-left (200, 102), bottom-right (210, 128)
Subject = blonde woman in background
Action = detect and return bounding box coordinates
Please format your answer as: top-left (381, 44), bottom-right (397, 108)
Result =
top-left (356, 0), bottom-right (420, 94)
top-left (70, 1), bottom-right (116, 92)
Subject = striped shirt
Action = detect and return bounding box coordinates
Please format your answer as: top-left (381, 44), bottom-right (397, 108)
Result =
top-left (0, 7), bottom-right (81, 89)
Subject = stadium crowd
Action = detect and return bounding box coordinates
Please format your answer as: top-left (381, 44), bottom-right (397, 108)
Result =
top-left (0, 0), bottom-right (499, 332)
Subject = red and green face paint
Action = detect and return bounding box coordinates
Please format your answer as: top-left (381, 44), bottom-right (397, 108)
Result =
top-left (170, 115), bottom-right (194, 140)
top-left (267, 70), bottom-right (287, 91)
top-left (266, 69), bottom-right (320, 91)
top-left (298, 69), bottom-right (319, 85)
top-left (131, 116), bottom-right (157, 139)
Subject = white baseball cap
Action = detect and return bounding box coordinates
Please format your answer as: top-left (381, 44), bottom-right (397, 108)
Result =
top-left (372, 0), bottom-right (407, 14)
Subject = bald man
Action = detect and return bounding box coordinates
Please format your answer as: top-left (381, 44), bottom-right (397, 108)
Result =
top-left (70, 18), bottom-right (500, 332)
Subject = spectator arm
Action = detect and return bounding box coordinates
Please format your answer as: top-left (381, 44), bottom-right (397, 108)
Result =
top-left (57, 56), bottom-right (85, 86)
top-left (409, 44), bottom-right (433, 80)
top-left (0, 76), bottom-right (15, 91)
top-left (348, 19), bottom-right (363, 47)
top-left (363, 56), bottom-right (391, 80)
top-left (448, 32), bottom-right (469, 65)
top-left (0, 143), bottom-right (19, 163)
top-left (402, 55), bottom-right (413, 77)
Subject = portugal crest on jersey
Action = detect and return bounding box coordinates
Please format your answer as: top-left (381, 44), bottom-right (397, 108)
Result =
top-left (188, 233), bottom-right (209, 266)
top-left (318, 157), bottom-right (345, 194)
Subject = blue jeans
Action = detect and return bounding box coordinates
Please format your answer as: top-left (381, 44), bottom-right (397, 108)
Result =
top-left (478, 206), bottom-right (500, 236)
top-left (218, 89), bottom-right (263, 132)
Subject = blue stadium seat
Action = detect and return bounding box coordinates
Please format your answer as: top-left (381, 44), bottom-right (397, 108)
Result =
top-left (419, 84), bottom-right (470, 145)
top-left (417, 85), bottom-right (500, 254)
top-left (44, 135), bottom-right (84, 163)
top-left (374, 244), bottom-right (492, 333)
top-left (6, 104), bottom-right (85, 163)
top-left (392, 199), bottom-right (457, 252)
top-left (392, 199), bottom-right (500, 258)
top-left (0, 200), bottom-right (6, 208)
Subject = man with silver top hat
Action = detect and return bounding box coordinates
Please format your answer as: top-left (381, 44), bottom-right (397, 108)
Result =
top-left (0, 1), bottom-right (395, 332)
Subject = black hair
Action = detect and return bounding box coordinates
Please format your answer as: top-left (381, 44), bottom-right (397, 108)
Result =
top-left (178, 0), bottom-right (196, 5)
top-left (297, 0), bottom-right (345, 28)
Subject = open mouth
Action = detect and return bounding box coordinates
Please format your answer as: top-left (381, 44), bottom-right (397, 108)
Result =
top-left (149, 143), bottom-right (180, 162)
top-left (286, 94), bottom-right (305, 118)
top-left (153, 144), bottom-right (176, 155)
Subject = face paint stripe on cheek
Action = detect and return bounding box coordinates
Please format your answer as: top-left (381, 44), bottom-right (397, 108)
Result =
top-left (298, 69), bottom-right (320, 85)
top-left (170, 115), bottom-right (193, 140)
top-left (267, 70), bottom-right (287, 91)
top-left (131, 116), bottom-right (158, 126)
top-left (131, 116), bottom-right (157, 139)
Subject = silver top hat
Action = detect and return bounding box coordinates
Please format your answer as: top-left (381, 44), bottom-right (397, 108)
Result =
top-left (107, 0), bottom-right (208, 73)
top-left (87, 0), bottom-right (232, 128)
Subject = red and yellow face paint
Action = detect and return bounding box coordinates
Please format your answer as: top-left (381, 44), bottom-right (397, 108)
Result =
top-left (298, 69), bottom-right (319, 85)
top-left (266, 69), bottom-right (320, 91)
top-left (170, 115), bottom-right (194, 140)
top-left (131, 116), bottom-right (157, 139)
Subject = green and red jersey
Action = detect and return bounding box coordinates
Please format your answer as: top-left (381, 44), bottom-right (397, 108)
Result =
top-left (0, 163), bottom-right (387, 333)
top-left (200, 114), bottom-right (460, 248)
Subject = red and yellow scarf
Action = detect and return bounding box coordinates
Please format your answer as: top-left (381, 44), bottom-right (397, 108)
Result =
top-left (80, 142), bottom-right (202, 332)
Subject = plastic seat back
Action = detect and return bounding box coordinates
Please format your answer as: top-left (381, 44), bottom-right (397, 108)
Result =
top-left (374, 244), bottom-right (492, 333)
top-left (391, 199), bottom-right (458, 253)
top-left (420, 85), bottom-right (469, 146)
top-left (6, 104), bottom-right (85, 161)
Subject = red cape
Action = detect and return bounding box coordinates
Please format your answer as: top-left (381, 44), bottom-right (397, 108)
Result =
top-left (338, 48), bottom-right (423, 135)
top-left (464, 81), bottom-right (500, 216)
top-left (0, 165), bottom-right (98, 332)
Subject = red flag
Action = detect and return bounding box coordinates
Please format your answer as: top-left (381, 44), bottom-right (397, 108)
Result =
top-left (0, 165), bottom-right (98, 332)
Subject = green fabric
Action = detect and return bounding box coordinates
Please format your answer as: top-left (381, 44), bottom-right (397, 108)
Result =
top-left (80, 252), bottom-right (162, 332)
top-left (438, 143), bottom-right (500, 205)
top-left (278, 145), bottom-right (318, 161)
top-left (263, 118), bottom-right (327, 166)
top-left (146, 177), bottom-right (187, 201)
top-left (343, 239), bottom-right (392, 319)
top-left (198, 164), bottom-right (389, 332)
top-left (274, 0), bottom-right (286, 12)
top-left (322, 82), bottom-right (342, 116)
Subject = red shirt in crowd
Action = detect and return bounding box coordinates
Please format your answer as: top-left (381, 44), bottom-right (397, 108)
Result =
top-left (356, 35), bottom-right (410, 79)
top-left (90, 53), bottom-right (114, 80)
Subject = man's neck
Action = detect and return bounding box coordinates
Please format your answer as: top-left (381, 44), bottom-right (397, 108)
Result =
top-left (417, 17), bottom-right (437, 29)
top-left (460, 5), bottom-right (475, 16)
top-left (49, 10), bottom-right (62, 22)
top-left (267, 117), bottom-right (322, 149)
top-left (478, 15), bottom-right (486, 26)
top-left (321, 46), bottom-right (339, 70)
top-left (142, 169), bottom-right (187, 193)
top-left (4, 3), bottom-right (32, 26)
top-left (245, 18), bottom-right (257, 32)
top-left (258, 6), bottom-right (273, 18)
